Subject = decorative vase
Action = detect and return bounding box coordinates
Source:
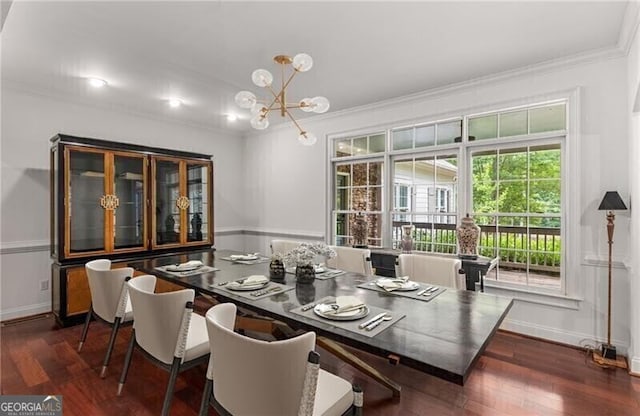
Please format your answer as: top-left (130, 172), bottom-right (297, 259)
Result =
top-left (352, 212), bottom-right (368, 248)
top-left (269, 259), bottom-right (286, 281)
top-left (456, 214), bottom-right (480, 259)
top-left (295, 264), bottom-right (316, 283)
top-left (191, 212), bottom-right (203, 240)
top-left (401, 224), bottom-right (414, 253)
top-left (295, 282), bottom-right (316, 305)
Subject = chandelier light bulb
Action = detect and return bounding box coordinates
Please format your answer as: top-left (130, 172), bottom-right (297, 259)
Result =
top-left (250, 115), bottom-right (269, 130)
top-left (299, 98), bottom-right (314, 112)
top-left (88, 77), bottom-right (107, 88)
top-left (292, 53), bottom-right (313, 72)
top-left (235, 91), bottom-right (257, 109)
top-left (310, 96), bottom-right (330, 113)
top-left (298, 131), bottom-right (317, 146)
top-left (251, 69), bottom-right (273, 87)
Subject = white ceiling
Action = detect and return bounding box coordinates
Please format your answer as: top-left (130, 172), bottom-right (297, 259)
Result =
top-left (1, 1), bottom-right (630, 133)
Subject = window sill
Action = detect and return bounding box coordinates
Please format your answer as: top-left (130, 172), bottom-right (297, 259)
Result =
top-left (481, 282), bottom-right (582, 310)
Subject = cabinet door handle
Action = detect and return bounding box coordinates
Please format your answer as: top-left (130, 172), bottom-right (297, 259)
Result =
top-left (176, 196), bottom-right (190, 210)
top-left (100, 194), bottom-right (119, 210)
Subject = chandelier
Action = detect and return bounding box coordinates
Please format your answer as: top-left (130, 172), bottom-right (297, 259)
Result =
top-left (234, 53), bottom-right (329, 146)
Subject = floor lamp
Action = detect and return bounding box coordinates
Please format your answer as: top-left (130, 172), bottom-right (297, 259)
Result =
top-left (597, 191), bottom-right (627, 360)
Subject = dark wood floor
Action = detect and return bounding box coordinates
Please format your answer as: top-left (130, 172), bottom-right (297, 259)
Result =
top-left (2, 311), bottom-right (639, 416)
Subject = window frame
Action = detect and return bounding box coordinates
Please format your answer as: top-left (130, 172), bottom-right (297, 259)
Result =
top-left (327, 89), bottom-right (579, 298)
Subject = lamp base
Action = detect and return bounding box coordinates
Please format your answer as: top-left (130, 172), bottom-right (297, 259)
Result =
top-left (601, 344), bottom-right (617, 360)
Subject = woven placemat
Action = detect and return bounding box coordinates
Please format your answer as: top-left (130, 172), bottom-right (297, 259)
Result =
top-left (214, 280), bottom-right (294, 300)
top-left (290, 297), bottom-right (404, 338)
top-left (155, 265), bottom-right (219, 277)
top-left (285, 268), bottom-right (346, 280)
top-left (357, 280), bottom-right (446, 302)
top-left (219, 256), bottom-right (270, 265)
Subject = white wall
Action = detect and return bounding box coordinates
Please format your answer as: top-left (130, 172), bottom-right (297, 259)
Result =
top-left (243, 55), bottom-right (633, 351)
top-left (626, 2), bottom-right (640, 373)
top-left (0, 86), bottom-right (245, 320)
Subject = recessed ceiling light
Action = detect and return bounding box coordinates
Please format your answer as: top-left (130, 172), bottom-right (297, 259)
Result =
top-left (168, 99), bottom-right (182, 108)
top-left (226, 114), bottom-right (238, 122)
top-left (88, 78), bottom-right (107, 88)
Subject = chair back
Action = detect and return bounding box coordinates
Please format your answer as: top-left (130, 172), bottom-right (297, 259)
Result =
top-left (127, 275), bottom-right (195, 365)
top-left (326, 246), bottom-right (372, 275)
top-left (206, 303), bottom-right (316, 415)
top-left (397, 254), bottom-right (463, 289)
top-left (85, 259), bottom-right (133, 323)
top-left (270, 239), bottom-right (302, 256)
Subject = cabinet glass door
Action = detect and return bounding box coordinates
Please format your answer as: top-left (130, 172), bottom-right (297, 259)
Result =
top-left (186, 162), bottom-right (210, 243)
top-left (67, 148), bottom-right (106, 254)
top-left (154, 159), bottom-right (181, 245)
top-left (113, 153), bottom-right (146, 250)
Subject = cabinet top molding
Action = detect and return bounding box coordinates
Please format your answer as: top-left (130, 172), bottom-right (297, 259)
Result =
top-left (50, 133), bottom-right (213, 161)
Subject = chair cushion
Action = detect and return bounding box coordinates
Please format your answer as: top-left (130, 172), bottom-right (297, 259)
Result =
top-left (183, 313), bottom-right (209, 363)
top-left (313, 369), bottom-right (354, 416)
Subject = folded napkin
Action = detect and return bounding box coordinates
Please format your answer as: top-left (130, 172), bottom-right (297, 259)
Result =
top-left (167, 260), bottom-right (203, 271)
top-left (376, 276), bottom-right (410, 292)
top-left (230, 253), bottom-right (258, 260)
top-left (228, 275), bottom-right (268, 288)
top-left (316, 295), bottom-right (366, 314)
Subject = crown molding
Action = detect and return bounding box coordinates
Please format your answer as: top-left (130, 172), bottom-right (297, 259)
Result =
top-left (2, 80), bottom-right (245, 139)
top-left (618, 0), bottom-right (640, 54)
top-left (244, 45), bottom-right (625, 140)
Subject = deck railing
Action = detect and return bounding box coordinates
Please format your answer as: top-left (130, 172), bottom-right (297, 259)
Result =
top-left (392, 221), bottom-right (561, 276)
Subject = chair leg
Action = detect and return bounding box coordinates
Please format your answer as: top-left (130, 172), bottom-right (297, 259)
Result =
top-left (161, 357), bottom-right (182, 416)
top-left (100, 317), bottom-right (122, 378)
top-left (352, 385), bottom-right (363, 416)
top-left (198, 378), bottom-right (213, 416)
top-left (78, 304), bottom-right (93, 352)
top-left (117, 329), bottom-right (136, 396)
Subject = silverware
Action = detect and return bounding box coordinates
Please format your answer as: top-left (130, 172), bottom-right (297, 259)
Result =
top-left (250, 286), bottom-right (282, 297)
top-left (365, 314), bottom-right (392, 331)
top-left (301, 297), bottom-right (333, 312)
top-left (219, 278), bottom-right (247, 286)
top-left (358, 312), bottom-right (387, 329)
top-left (301, 302), bottom-right (317, 311)
top-left (416, 288), bottom-right (428, 296)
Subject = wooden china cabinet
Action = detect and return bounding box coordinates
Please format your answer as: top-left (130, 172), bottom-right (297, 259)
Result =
top-left (50, 134), bottom-right (214, 327)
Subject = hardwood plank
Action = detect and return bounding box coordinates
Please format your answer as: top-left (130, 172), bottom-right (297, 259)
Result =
top-left (3, 315), bottom-right (640, 416)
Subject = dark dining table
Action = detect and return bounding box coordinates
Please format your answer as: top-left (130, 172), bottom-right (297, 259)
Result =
top-left (131, 248), bottom-right (513, 395)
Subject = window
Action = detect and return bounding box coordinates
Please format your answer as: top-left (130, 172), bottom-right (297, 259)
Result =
top-left (330, 100), bottom-right (568, 293)
top-left (391, 155), bottom-right (458, 252)
top-left (471, 143), bottom-right (562, 290)
top-left (332, 132), bottom-right (385, 247)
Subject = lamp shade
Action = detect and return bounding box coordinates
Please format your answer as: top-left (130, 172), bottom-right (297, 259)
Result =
top-left (598, 191), bottom-right (627, 211)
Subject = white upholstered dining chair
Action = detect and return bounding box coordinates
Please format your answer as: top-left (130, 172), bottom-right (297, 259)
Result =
top-left (270, 239), bottom-right (303, 256)
top-left (118, 274), bottom-right (210, 416)
top-left (326, 246), bottom-right (373, 275)
top-left (199, 303), bottom-right (363, 416)
top-left (396, 254), bottom-right (464, 289)
top-left (79, 259), bottom-right (134, 378)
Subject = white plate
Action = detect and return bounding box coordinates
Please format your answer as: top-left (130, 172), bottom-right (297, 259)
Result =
top-left (165, 264), bottom-right (203, 272)
top-left (313, 304), bottom-right (370, 321)
top-left (226, 280), bottom-right (269, 291)
top-left (230, 254), bottom-right (258, 261)
top-left (375, 279), bottom-right (420, 291)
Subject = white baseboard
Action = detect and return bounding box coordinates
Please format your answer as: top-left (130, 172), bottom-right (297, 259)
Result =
top-left (630, 356), bottom-right (640, 375)
top-left (501, 317), bottom-right (629, 356)
top-left (0, 303), bottom-right (51, 322)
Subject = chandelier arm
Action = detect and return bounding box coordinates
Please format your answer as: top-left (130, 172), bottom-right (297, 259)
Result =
top-left (261, 86), bottom-right (285, 116)
top-left (283, 108), bottom-right (306, 135)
